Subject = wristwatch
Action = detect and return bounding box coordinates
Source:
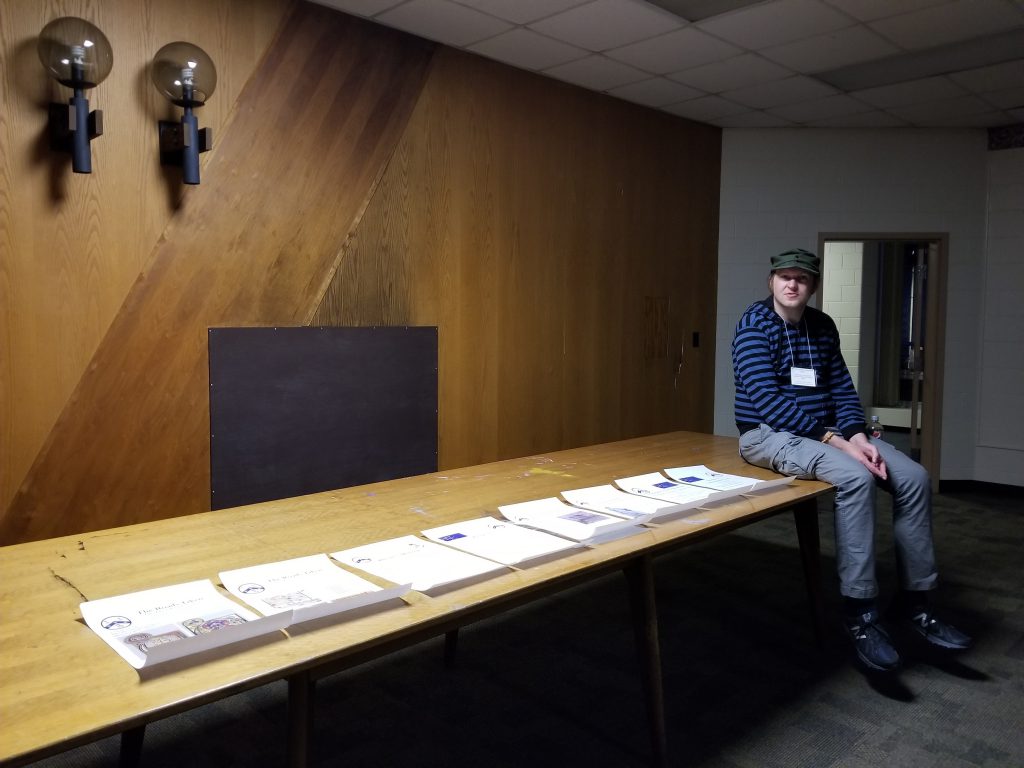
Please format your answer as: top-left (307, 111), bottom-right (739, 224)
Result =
top-left (821, 430), bottom-right (836, 444)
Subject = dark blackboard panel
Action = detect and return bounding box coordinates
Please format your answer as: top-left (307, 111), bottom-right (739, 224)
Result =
top-left (208, 326), bottom-right (437, 510)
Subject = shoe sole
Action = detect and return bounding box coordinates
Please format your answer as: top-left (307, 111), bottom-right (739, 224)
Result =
top-left (910, 629), bottom-right (971, 651)
top-left (854, 648), bottom-right (901, 672)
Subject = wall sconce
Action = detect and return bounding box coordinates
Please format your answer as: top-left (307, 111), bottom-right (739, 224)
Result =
top-left (37, 17), bottom-right (113, 174)
top-left (152, 42), bottom-right (216, 185)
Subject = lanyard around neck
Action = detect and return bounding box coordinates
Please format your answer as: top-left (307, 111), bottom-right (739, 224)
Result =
top-left (783, 318), bottom-right (814, 372)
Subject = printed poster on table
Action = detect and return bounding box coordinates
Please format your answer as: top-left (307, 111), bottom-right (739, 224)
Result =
top-left (80, 579), bottom-right (290, 669)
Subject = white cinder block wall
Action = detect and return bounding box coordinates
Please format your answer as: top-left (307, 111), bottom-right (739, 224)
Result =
top-left (715, 129), bottom-right (991, 482)
top-left (976, 146), bottom-right (1024, 484)
top-left (821, 241), bottom-right (864, 395)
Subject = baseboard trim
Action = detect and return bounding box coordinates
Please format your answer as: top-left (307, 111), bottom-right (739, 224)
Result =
top-left (938, 479), bottom-right (1022, 496)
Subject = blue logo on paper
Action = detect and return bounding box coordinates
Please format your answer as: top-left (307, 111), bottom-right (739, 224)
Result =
top-left (440, 533), bottom-right (466, 541)
top-left (654, 481), bottom-right (676, 489)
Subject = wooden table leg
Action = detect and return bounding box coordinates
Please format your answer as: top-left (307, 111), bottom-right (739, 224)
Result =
top-left (288, 671), bottom-right (315, 768)
top-left (444, 628), bottom-right (460, 668)
top-left (793, 498), bottom-right (826, 647)
top-left (623, 554), bottom-right (667, 767)
top-left (118, 725), bottom-right (145, 768)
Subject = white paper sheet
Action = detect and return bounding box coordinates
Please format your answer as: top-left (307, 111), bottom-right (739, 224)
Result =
top-left (421, 516), bottom-right (581, 566)
top-left (497, 497), bottom-right (643, 545)
top-left (80, 579), bottom-right (290, 669)
top-left (220, 553), bottom-right (410, 623)
top-left (663, 465), bottom-right (795, 494)
top-left (560, 484), bottom-right (679, 523)
top-left (614, 472), bottom-right (733, 508)
top-left (332, 535), bottom-right (508, 593)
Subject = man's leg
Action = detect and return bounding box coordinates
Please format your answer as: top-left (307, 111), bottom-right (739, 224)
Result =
top-left (740, 425), bottom-right (900, 670)
top-left (872, 440), bottom-right (971, 650)
top-left (873, 439), bottom-right (937, 593)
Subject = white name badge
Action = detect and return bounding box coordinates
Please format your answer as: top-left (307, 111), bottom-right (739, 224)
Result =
top-left (790, 367), bottom-right (817, 387)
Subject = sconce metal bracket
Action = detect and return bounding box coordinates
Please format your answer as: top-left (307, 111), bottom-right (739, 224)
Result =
top-left (157, 121), bottom-right (213, 166)
top-left (47, 102), bottom-right (103, 152)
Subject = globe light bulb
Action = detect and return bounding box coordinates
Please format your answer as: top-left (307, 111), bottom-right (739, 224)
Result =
top-left (37, 17), bottom-right (113, 90)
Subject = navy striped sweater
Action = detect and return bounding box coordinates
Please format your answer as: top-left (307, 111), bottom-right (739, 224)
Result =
top-left (732, 298), bottom-right (866, 440)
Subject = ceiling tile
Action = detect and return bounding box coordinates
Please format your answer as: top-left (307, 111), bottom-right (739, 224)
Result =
top-left (806, 109), bottom-right (909, 127)
top-left (311, 0), bottom-right (406, 16)
top-left (543, 54), bottom-right (650, 90)
top-left (469, 28), bottom-right (589, 70)
top-left (887, 93), bottom-right (998, 123)
top-left (820, 0), bottom-right (951, 23)
top-left (455, 0), bottom-right (593, 25)
top-left (723, 74), bottom-right (838, 108)
top-left (663, 95), bottom-right (750, 120)
top-left (980, 87), bottom-right (1024, 110)
top-left (529, 0), bottom-right (683, 51)
top-left (851, 75), bottom-right (966, 108)
top-left (925, 110), bottom-right (1017, 127)
top-left (868, 0), bottom-right (1024, 51)
top-left (606, 26), bottom-right (742, 73)
top-left (760, 25), bottom-right (900, 73)
top-left (376, 0), bottom-right (513, 46)
top-left (714, 110), bottom-right (796, 127)
top-left (949, 59), bottom-right (1024, 93)
top-left (767, 93), bottom-right (875, 121)
top-left (607, 76), bottom-right (706, 106)
top-left (669, 53), bottom-right (793, 92)
top-left (697, 0), bottom-right (855, 50)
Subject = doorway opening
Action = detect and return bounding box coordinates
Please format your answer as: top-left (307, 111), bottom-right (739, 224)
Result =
top-left (817, 234), bottom-right (948, 491)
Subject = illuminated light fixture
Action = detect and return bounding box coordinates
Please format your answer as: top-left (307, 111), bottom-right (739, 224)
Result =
top-left (152, 42), bottom-right (216, 185)
top-left (37, 17), bottom-right (113, 174)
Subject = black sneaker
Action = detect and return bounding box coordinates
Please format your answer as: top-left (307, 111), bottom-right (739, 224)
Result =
top-left (905, 610), bottom-right (972, 650)
top-left (845, 610), bottom-right (901, 671)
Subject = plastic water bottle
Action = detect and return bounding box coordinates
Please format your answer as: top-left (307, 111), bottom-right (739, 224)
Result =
top-left (870, 416), bottom-right (884, 440)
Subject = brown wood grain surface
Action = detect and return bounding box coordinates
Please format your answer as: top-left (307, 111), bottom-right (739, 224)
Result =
top-left (313, 48), bottom-right (722, 470)
top-left (0, 0), bottom-right (289, 525)
top-left (0, 431), bottom-right (830, 766)
top-left (1, 5), bottom-right (435, 543)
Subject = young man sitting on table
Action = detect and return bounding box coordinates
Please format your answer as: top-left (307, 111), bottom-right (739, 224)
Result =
top-left (731, 248), bottom-right (970, 671)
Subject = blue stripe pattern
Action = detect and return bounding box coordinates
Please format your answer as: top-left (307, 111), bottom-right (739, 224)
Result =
top-left (732, 298), bottom-right (865, 439)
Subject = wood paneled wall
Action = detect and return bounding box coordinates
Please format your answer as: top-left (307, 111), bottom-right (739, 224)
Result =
top-left (1, 4), bottom-right (434, 543)
top-left (0, 0), bottom-right (289, 526)
top-left (312, 48), bottom-right (721, 469)
top-left (1, 1), bottom-right (721, 545)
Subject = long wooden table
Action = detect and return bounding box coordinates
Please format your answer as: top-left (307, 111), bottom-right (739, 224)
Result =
top-left (0, 431), bottom-right (831, 767)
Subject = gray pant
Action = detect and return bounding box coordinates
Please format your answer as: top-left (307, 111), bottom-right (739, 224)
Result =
top-left (739, 424), bottom-right (937, 599)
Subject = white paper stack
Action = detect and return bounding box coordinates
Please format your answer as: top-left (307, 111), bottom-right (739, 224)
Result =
top-left (220, 553), bottom-right (410, 623)
top-left (332, 535), bottom-right (509, 594)
top-left (421, 516), bottom-right (582, 567)
top-left (663, 465), bottom-right (794, 495)
top-left (80, 579), bottom-right (290, 669)
top-left (614, 472), bottom-right (732, 510)
top-left (497, 497), bottom-right (643, 545)
top-left (561, 484), bottom-right (682, 523)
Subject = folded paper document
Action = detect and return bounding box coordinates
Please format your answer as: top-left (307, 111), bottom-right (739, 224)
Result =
top-left (422, 516), bottom-right (582, 567)
top-left (663, 465), bottom-right (794, 494)
top-left (332, 535), bottom-right (509, 594)
top-left (220, 553), bottom-right (409, 623)
top-left (498, 497), bottom-right (643, 545)
top-left (80, 579), bottom-right (290, 669)
top-left (614, 472), bottom-right (733, 509)
top-left (561, 483), bottom-right (684, 523)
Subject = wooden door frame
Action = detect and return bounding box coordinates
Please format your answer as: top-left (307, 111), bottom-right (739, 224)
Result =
top-left (817, 233), bottom-right (948, 492)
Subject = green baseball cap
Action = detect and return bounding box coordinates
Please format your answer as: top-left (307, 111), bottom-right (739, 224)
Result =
top-left (771, 248), bottom-right (820, 275)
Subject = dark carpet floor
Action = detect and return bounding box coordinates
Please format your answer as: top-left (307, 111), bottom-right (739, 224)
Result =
top-left (27, 486), bottom-right (1023, 767)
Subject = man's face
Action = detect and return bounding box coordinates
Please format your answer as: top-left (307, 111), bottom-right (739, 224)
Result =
top-left (770, 268), bottom-right (815, 313)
